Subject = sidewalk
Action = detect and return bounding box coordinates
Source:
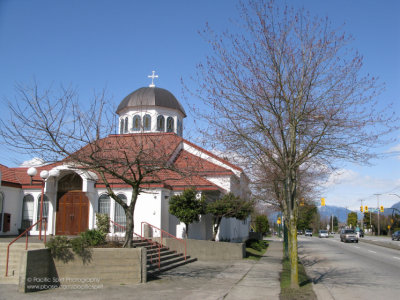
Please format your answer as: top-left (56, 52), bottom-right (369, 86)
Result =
top-left (0, 240), bottom-right (283, 300)
top-left (224, 240), bottom-right (283, 300)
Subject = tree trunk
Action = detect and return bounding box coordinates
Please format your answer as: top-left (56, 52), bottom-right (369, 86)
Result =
top-left (289, 216), bottom-right (299, 289)
top-left (185, 223), bottom-right (189, 239)
top-left (212, 217), bottom-right (222, 241)
top-left (123, 208), bottom-right (134, 248)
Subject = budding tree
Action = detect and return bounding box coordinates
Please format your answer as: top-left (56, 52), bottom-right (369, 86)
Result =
top-left (188, 0), bottom-right (397, 287)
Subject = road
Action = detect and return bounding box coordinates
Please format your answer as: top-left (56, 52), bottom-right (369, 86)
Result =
top-left (298, 235), bottom-right (400, 300)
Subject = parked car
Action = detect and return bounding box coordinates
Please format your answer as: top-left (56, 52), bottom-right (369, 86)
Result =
top-left (392, 230), bottom-right (400, 241)
top-left (305, 230), bottom-right (313, 236)
top-left (340, 229), bottom-right (358, 243)
top-left (297, 230), bottom-right (303, 235)
top-left (319, 230), bottom-right (329, 238)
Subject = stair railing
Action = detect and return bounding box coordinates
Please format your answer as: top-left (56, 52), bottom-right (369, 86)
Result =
top-left (141, 221), bottom-right (186, 261)
top-left (5, 217), bottom-right (47, 277)
top-left (110, 220), bottom-right (161, 269)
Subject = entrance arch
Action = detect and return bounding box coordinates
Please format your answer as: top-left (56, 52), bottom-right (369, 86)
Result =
top-left (55, 173), bottom-right (89, 235)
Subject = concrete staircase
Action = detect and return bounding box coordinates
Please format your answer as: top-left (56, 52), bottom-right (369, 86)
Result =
top-left (0, 242), bottom-right (45, 284)
top-left (131, 239), bottom-right (197, 278)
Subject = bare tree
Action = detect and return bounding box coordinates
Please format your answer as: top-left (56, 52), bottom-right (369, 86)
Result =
top-left (187, 0), bottom-right (398, 287)
top-left (0, 82), bottom-right (196, 248)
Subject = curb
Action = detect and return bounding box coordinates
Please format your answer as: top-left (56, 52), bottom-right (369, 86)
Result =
top-left (359, 238), bottom-right (400, 251)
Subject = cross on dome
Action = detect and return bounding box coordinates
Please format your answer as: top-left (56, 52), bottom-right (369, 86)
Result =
top-left (148, 71), bottom-right (158, 88)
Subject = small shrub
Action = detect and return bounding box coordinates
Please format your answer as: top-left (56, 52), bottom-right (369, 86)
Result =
top-left (71, 236), bottom-right (89, 256)
top-left (45, 236), bottom-right (73, 263)
top-left (246, 238), bottom-right (268, 252)
top-left (96, 213), bottom-right (110, 234)
top-left (80, 229), bottom-right (106, 246)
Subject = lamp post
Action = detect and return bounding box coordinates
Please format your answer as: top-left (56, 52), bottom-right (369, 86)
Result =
top-left (27, 167), bottom-right (49, 240)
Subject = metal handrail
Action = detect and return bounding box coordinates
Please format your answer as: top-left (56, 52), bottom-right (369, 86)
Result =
top-left (5, 217), bottom-right (47, 277)
top-left (109, 220), bottom-right (161, 269)
top-left (141, 221), bottom-right (186, 261)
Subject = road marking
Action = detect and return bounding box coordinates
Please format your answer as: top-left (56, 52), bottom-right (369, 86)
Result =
top-left (368, 250), bottom-right (377, 253)
top-left (393, 257), bottom-right (400, 260)
top-left (354, 246), bottom-right (360, 249)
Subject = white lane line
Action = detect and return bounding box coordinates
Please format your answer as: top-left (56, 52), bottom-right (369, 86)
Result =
top-left (354, 246), bottom-right (360, 249)
top-left (393, 257), bottom-right (400, 260)
top-left (368, 250), bottom-right (377, 253)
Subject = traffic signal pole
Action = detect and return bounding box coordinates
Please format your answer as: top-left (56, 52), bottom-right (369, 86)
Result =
top-left (375, 194), bottom-right (381, 236)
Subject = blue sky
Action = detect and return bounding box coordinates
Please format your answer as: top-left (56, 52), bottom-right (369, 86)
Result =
top-left (0, 0), bottom-right (399, 210)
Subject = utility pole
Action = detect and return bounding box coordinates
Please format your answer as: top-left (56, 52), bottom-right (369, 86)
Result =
top-left (359, 199), bottom-right (364, 230)
top-left (331, 214), bottom-right (334, 233)
top-left (374, 194), bottom-right (381, 236)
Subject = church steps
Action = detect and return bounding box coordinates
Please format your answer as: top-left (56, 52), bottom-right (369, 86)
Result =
top-left (147, 257), bottom-right (197, 277)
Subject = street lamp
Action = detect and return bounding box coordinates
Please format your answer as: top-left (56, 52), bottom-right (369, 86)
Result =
top-left (26, 167), bottom-right (54, 240)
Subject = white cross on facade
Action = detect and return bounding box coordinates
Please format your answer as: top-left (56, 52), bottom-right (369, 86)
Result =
top-left (148, 71), bottom-right (158, 87)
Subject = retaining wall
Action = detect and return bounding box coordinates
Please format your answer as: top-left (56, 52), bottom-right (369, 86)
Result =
top-left (19, 247), bottom-right (146, 293)
top-left (161, 238), bottom-right (245, 260)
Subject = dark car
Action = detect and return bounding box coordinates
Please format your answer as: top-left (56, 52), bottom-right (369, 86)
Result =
top-left (340, 229), bottom-right (358, 243)
top-left (392, 230), bottom-right (400, 241)
top-left (358, 229), bottom-right (364, 238)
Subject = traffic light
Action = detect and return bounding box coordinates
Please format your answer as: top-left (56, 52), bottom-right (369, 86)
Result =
top-left (277, 217), bottom-right (281, 225)
top-left (300, 198), bottom-right (305, 206)
top-left (360, 206), bottom-right (363, 212)
top-left (365, 205), bottom-right (368, 213)
top-left (380, 205), bottom-right (384, 213)
top-left (321, 198), bottom-right (325, 206)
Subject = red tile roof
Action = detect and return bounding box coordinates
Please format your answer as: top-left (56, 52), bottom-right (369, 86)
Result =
top-left (1, 133), bottom-right (242, 191)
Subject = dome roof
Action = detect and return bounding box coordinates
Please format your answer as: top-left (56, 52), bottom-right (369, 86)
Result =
top-left (116, 87), bottom-right (186, 117)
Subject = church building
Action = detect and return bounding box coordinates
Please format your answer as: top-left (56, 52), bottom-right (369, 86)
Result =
top-left (0, 76), bottom-right (251, 242)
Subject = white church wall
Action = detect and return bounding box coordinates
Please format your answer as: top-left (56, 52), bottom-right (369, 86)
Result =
top-left (160, 189), bottom-right (172, 234)
top-left (0, 186), bottom-right (22, 235)
top-left (134, 190), bottom-right (162, 236)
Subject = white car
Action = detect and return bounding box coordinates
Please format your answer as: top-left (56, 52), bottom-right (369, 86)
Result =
top-left (305, 230), bottom-right (313, 236)
top-left (319, 230), bottom-right (329, 238)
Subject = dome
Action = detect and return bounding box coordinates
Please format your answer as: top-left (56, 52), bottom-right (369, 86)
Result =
top-left (116, 87), bottom-right (186, 117)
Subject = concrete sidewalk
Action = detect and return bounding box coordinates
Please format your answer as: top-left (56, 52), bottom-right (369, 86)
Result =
top-left (0, 240), bottom-right (283, 300)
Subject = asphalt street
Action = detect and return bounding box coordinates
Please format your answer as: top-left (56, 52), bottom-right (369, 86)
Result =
top-left (298, 235), bottom-right (400, 300)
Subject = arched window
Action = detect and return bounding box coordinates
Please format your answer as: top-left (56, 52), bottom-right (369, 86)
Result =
top-left (143, 114), bottom-right (151, 131)
top-left (124, 117), bottom-right (129, 133)
top-left (120, 118), bottom-right (124, 134)
top-left (177, 119), bottom-right (183, 136)
top-left (114, 194), bottom-right (127, 233)
top-left (98, 194), bottom-right (111, 215)
top-left (157, 115), bottom-right (165, 132)
top-left (132, 115), bottom-right (141, 131)
top-left (0, 192), bottom-right (3, 231)
top-left (166, 117), bottom-right (174, 133)
top-left (36, 195), bottom-right (49, 230)
top-left (21, 194), bottom-right (34, 229)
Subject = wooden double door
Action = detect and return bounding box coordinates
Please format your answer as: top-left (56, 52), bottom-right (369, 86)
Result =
top-left (56, 191), bottom-right (89, 235)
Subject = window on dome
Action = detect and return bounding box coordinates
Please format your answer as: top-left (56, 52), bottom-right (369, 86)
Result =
top-left (157, 115), bottom-right (165, 132)
top-left (124, 117), bottom-right (129, 133)
top-left (143, 114), bottom-right (151, 131)
top-left (120, 118), bottom-right (124, 134)
top-left (177, 119), bottom-right (183, 136)
top-left (132, 115), bottom-right (141, 131)
top-left (0, 192), bottom-right (3, 231)
top-left (36, 195), bottom-right (49, 230)
top-left (98, 194), bottom-right (110, 216)
top-left (21, 194), bottom-right (34, 230)
top-left (166, 117), bottom-right (174, 133)
top-left (114, 194), bottom-right (127, 233)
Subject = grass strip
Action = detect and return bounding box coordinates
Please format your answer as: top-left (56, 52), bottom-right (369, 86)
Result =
top-left (280, 256), bottom-right (317, 300)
